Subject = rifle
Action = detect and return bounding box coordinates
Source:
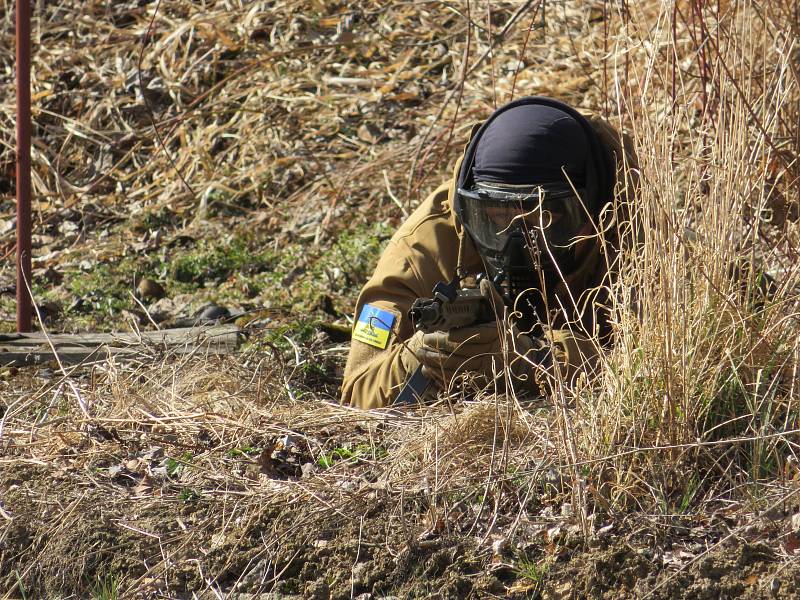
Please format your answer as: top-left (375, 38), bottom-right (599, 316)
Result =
top-left (395, 276), bottom-right (499, 404)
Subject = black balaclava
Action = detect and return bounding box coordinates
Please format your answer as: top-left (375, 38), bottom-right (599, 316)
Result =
top-left (455, 97), bottom-right (615, 327)
top-left (472, 103), bottom-right (590, 186)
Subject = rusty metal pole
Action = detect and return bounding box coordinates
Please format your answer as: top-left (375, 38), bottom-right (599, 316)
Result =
top-left (16, 0), bottom-right (32, 332)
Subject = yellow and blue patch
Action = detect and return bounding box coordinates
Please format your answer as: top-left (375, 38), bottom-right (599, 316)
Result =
top-left (352, 304), bottom-right (396, 349)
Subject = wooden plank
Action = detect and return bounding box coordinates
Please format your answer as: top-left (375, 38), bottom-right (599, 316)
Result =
top-left (0, 324), bottom-right (241, 346)
top-left (0, 346), bottom-right (134, 367)
top-left (0, 324), bottom-right (243, 367)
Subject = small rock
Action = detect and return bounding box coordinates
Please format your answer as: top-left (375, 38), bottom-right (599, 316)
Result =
top-left (141, 446), bottom-right (164, 461)
top-left (32, 234), bottom-right (55, 246)
top-left (791, 512), bottom-right (800, 532)
top-left (351, 561), bottom-right (369, 584)
top-left (194, 303), bottom-right (229, 322)
top-left (305, 580), bottom-right (330, 600)
top-left (771, 578), bottom-right (781, 595)
top-left (357, 122), bottom-right (381, 144)
top-left (137, 278), bottom-right (165, 301)
top-left (491, 536), bottom-right (507, 556)
top-left (147, 297), bottom-right (178, 323)
top-left (336, 480), bottom-right (358, 492)
top-left (596, 523), bottom-right (614, 537)
top-left (301, 462), bottom-right (316, 478)
top-left (546, 524), bottom-right (562, 541)
top-left (564, 524), bottom-right (583, 548)
top-left (58, 220), bottom-right (79, 235)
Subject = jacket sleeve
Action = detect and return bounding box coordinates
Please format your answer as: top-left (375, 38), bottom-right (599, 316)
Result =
top-left (340, 240), bottom-right (423, 410)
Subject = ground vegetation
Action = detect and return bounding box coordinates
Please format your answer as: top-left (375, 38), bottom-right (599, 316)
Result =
top-left (1, 0), bottom-right (799, 598)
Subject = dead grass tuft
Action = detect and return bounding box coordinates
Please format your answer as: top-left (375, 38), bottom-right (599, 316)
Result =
top-left (1, 0), bottom-right (799, 597)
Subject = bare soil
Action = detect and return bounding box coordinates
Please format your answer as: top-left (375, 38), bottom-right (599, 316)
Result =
top-left (4, 454), bottom-right (799, 599)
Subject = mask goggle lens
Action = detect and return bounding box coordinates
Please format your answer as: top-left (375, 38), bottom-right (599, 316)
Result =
top-left (456, 185), bottom-right (587, 253)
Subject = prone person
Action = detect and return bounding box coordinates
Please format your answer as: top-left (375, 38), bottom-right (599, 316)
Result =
top-left (341, 96), bottom-right (638, 410)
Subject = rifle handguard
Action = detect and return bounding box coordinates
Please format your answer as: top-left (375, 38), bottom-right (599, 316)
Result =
top-left (408, 287), bottom-right (494, 333)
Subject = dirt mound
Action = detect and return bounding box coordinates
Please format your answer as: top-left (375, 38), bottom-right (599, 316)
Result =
top-left (546, 541), bottom-right (799, 600)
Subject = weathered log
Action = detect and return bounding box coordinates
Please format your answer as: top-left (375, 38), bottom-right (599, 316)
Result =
top-left (0, 324), bottom-right (242, 366)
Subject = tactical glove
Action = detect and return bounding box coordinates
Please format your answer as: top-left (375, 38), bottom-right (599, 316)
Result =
top-left (418, 322), bottom-right (537, 390)
top-left (536, 327), bottom-right (600, 389)
top-left (400, 278), bottom-right (540, 394)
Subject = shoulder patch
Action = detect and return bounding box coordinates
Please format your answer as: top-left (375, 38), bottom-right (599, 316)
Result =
top-left (352, 304), bottom-right (396, 349)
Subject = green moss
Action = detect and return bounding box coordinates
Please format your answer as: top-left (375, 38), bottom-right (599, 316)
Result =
top-left (62, 257), bottom-right (157, 329)
top-left (67, 263), bottom-right (130, 313)
top-left (3, 221), bottom-right (392, 332)
top-left (170, 237), bottom-right (275, 287)
top-left (317, 442), bottom-right (387, 469)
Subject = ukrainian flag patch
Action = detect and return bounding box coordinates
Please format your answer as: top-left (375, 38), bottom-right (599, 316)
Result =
top-left (352, 304), bottom-right (395, 349)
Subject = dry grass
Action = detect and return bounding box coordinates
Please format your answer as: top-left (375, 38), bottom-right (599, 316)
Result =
top-left (570, 0), bottom-right (800, 511)
top-left (1, 0), bottom-right (800, 597)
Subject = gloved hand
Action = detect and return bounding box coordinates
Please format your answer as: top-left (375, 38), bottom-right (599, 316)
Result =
top-left (415, 323), bottom-right (508, 387)
top-left (535, 327), bottom-right (600, 390)
top-left (479, 278), bottom-right (601, 391)
top-left (401, 279), bottom-right (539, 393)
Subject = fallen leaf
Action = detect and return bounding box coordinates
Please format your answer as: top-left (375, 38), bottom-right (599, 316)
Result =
top-left (357, 122), bottom-right (381, 143)
top-left (132, 475), bottom-right (155, 496)
top-left (258, 441), bottom-right (278, 476)
top-left (785, 531), bottom-right (800, 555)
top-left (507, 581), bottom-right (540, 595)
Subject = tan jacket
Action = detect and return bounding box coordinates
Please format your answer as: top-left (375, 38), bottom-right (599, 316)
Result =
top-left (341, 115), bottom-right (637, 409)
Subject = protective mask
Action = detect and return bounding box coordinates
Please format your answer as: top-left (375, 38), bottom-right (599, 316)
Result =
top-left (456, 182), bottom-right (587, 298)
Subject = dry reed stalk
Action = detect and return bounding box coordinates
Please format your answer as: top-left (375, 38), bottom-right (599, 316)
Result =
top-left (2, 1), bottom-right (800, 596)
top-left (557, 0), bottom-right (800, 516)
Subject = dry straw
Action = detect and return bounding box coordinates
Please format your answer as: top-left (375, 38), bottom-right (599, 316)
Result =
top-left (0, 0), bottom-right (798, 596)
